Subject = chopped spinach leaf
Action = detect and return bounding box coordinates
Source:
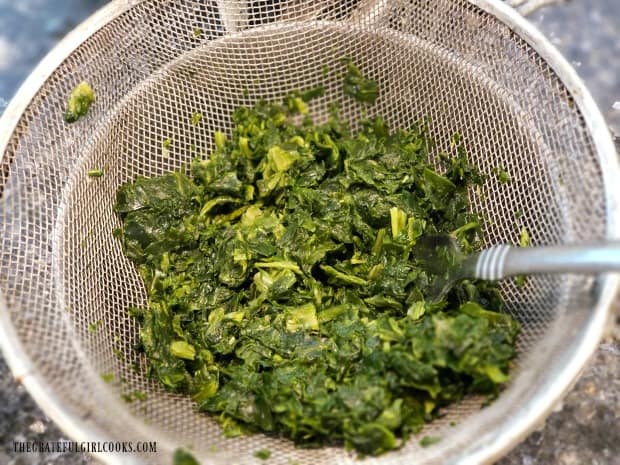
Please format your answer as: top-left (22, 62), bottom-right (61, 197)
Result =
top-left (342, 57), bottom-right (379, 104)
top-left (173, 448), bottom-right (201, 465)
top-left (121, 390), bottom-right (148, 403)
top-left (100, 373), bottom-right (114, 383)
top-left (191, 112), bottom-right (203, 126)
top-left (88, 169), bottom-right (104, 178)
top-left (88, 320), bottom-right (102, 332)
top-left (64, 81), bottom-right (95, 123)
top-left (493, 165), bottom-right (511, 184)
top-left (254, 449), bottom-right (271, 460)
top-left (516, 226), bottom-right (531, 288)
top-left (519, 227), bottom-right (531, 248)
top-left (419, 436), bottom-right (441, 447)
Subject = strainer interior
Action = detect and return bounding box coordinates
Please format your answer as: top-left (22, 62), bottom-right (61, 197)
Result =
top-left (0, 1), bottom-right (617, 464)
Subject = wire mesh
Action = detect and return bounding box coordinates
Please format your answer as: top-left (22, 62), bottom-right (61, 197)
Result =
top-left (0, 1), bottom-right (615, 464)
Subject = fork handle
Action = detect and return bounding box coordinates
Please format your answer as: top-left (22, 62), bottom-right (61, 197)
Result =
top-left (474, 243), bottom-right (620, 280)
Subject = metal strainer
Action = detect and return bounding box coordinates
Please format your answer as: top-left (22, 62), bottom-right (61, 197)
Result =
top-left (0, 1), bottom-right (618, 464)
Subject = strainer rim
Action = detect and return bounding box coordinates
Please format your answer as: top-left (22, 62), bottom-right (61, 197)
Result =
top-left (0, 1), bottom-right (618, 464)
top-left (453, 0), bottom-right (620, 462)
top-left (0, 4), bottom-right (141, 465)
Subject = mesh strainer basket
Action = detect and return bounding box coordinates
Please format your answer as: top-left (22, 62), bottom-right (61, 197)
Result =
top-left (0, 1), bottom-right (618, 464)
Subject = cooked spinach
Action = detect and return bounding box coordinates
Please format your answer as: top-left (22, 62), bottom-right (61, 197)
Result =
top-left (87, 168), bottom-right (104, 178)
top-left (115, 76), bottom-right (518, 456)
top-left (100, 373), bottom-right (114, 383)
top-left (493, 165), bottom-right (511, 184)
top-left (419, 436), bottom-right (441, 448)
top-left (516, 226), bottom-right (531, 288)
top-left (342, 57), bottom-right (379, 104)
top-left (173, 449), bottom-right (201, 465)
top-left (64, 81), bottom-right (95, 123)
top-left (254, 449), bottom-right (272, 460)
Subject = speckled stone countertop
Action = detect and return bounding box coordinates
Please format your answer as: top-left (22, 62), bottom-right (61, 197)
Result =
top-left (0, 1), bottom-right (618, 464)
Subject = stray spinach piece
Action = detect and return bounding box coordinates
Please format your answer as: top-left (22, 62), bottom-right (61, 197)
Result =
top-left (516, 226), bottom-right (531, 288)
top-left (419, 436), bottom-right (441, 448)
top-left (493, 165), bottom-right (511, 184)
top-left (162, 138), bottom-right (173, 158)
top-left (132, 390), bottom-right (148, 401)
top-left (115, 84), bottom-right (519, 456)
top-left (88, 169), bottom-right (104, 178)
top-left (100, 373), bottom-right (114, 383)
top-left (254, 449), bottom-right (271, 460)
top-left (121, 390), bottom-right (148, 403)
top-left (519, 226), bottom-right (531, 248)
top-left (88, 320), bottom-right (102, 332)
top-left (342, 57), bottom-right (379, 104)
top-left (191, 112), bottom-right (203, 126)
top-left (64, 81), bottom-right (95, 123)
top-left (173, 449), bottom-right (201, 465)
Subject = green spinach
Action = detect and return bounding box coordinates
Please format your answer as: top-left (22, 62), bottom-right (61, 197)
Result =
top-left (115, 69), bottom-right (518, 456)
top-left (64, 81), bottom-right (95, 123)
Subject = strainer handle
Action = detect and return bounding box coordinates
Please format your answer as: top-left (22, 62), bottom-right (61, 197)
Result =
top-left (474, 243), bottom-right (620, 280)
